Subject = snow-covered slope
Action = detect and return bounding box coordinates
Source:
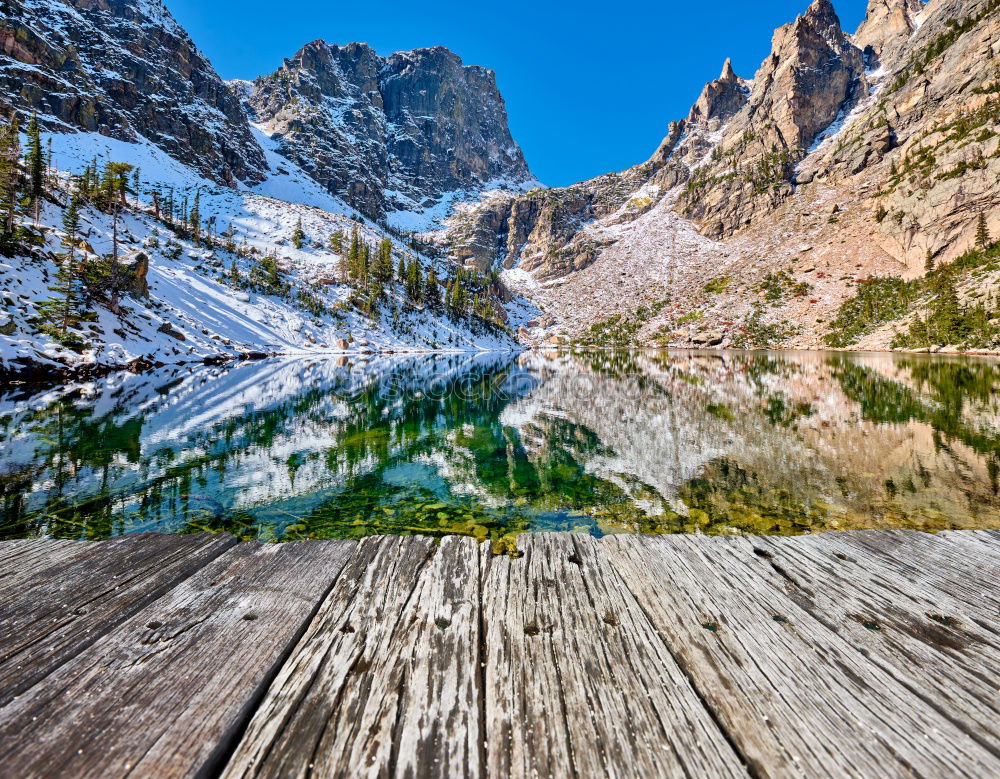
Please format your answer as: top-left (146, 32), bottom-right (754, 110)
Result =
top-left (1, 130), bottom-right (530, 379)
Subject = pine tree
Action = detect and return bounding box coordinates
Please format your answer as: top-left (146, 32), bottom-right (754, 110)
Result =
top-left (330, 229), bottom-right (344, 253)
top-left (292, 216), bottom-right (305, 249)
top-left (0, 114), bottom-right (22, 247)
top-left (405, 258), bottom-right (423, 302)
top-left (101, 162), bottom-right (134, 311)
top-left (976, 212), bottom-right (991, 250)
top-left (26, 115), bottom-right (44, 225)
top-left (45, 137), bottom-right (55, 191)
top-left (188, 188), bottom-right (202, 245)
top-left (374, 238), bottom-right (393, 284)
top-left (425, 266), bottom-right (441, 308)
top-left (397, 255), bottom-right (406, 283)
top-left (347, 226), bottom-right (361, 284)
top-left (39, 195), bottom-right (84, 338)
top-left (925, 249), bottom-right (935, 273)
top-left (190, 189), bottom-right (201, 245)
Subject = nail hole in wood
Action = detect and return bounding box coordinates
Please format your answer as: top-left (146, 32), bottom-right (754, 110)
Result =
top-left (602, 613), bottom-right (619, 627)
top-left (772, 615), bottom-right (789, 624)
top-left (525, 624), bottom-right (541, 637)
top-left (702, 622), bottom-right (720, 633)
top-left (146, 620), bottom-right (162, 630)
top-left (435, 618), bottom-right (451, 631)
top-left (340, 622), bottom-right (355, 633)
top-left (242, 613), bottom-right (258, 621)
top-left (753, 548), bottom-right (773, 559)
top-left (927, 613), bottom-right (960, 628)
top-left (568, 553), bottom-right (583, 566)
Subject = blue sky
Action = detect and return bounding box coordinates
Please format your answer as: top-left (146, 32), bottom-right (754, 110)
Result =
top-left (168, 0), bottom-right (868, 187)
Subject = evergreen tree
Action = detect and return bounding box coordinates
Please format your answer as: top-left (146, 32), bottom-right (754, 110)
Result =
top-left (976, 212), bottom-right (991, 250)
top-left (374, 238), bottom-right (393, 284)
top-left (190, 189), bottom-right (201, 245)
top-left (26, 116), bottom-right (44, 225)
top-left (292, 216), bottom-right (305, 249)
top-left (330, 229), bottom-right (344, 253)
top-left (0, 114), bottom-right (22, 247)
top-left (405, 258), bottom-right (423, 302)
top-left (100, 162), bottom-right (134, 311)
top-left (924, 249), bottom-right (935, 273)
top-left (347, 226), bottom-right (361, 284)
top-left (164, 187), bottom-right (175, 224)
top-left (38, 195), bottom-right (84, 338)
top-left (397, 255), bottom-right (406, 283)
top-left (425, 266), bottom-right (441, 308)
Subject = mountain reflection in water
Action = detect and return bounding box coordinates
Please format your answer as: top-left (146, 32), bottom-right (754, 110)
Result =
top-left (3, 350), bottom-right (1000, 548)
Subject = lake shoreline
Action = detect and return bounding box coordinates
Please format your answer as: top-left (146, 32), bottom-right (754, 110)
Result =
top-left (6, 341), bottom-right (1000, 387)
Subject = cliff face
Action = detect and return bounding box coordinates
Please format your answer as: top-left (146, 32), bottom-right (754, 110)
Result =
top-left (443, 0), bottom-right (1000, 351)
top-left (244, 41), bottom-right (536, 222)
top-left (0, 0), bottom-right (267, 185)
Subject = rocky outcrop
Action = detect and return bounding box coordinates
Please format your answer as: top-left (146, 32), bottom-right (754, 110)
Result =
top-left (686, 59), bottom-right (750, 126)
top-left (0, 0), bottom-right (267, 186)
top-left (853, 0), bottom-right (925, 62)
top-left (445, 0), bottom-right (999, 352)
top-left (244, 41), bottom-right (535, 220)
top-left (443, 121), bottom-right (688, 278)
top-left (676, 0), bottom-right (869, 236)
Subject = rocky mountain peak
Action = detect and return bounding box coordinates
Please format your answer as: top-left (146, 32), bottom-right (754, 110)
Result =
top-left (246, 40), bottom-right (535, 223)
top-left (743, 0), bottom-right (865, 152)
top-left (687, 59), bottom-right (750, 127)
top-left (720, 58), bottom-right (738, 83)
top-left (0, 0), bottom-right (267, 185)
top-left (853, 0), bottom-right (925, 62)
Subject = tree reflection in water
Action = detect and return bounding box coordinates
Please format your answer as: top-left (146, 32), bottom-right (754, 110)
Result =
top-left (3, 350), bottom-right (999, 545)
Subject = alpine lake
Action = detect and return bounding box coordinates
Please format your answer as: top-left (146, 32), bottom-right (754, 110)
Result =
top-left (3, 349), bottom-right (1000, 552)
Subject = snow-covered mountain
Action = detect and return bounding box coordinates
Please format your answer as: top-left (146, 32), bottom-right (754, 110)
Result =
top-left (0, 0), bottom-right (540, 378)
top-left (239, 41), bottom-right (538, 228)
top-left (1, 0), bottom-right (267, 186)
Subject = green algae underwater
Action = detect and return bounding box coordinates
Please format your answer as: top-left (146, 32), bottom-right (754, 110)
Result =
top-left (3, 349), bottom-right (1000, 550)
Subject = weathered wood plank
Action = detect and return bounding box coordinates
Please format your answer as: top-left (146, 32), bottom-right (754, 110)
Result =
top-left (0, 538), bottom-right (91, 587)
top-left (0, 532), bottom-right (235, 704)
top-left (753, 533), bottom-right (1000, 751)
top-left (603, 533), bottom-right (1000, 777)
top-left (0, 540), bottom-right (353, 779)
top-left (222, 534), bottom-right (482, 779)
top-left (480, 534), bottom-right (748, 779)
top-left (831, 530), bottom-right (1000, 621)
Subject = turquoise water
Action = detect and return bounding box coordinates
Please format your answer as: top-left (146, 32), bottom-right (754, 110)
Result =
top-left (3, 350), bottom-right (1000, 549)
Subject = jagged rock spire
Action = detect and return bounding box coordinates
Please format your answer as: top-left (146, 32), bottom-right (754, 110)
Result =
top-left (720, 58), bottom-right (737, 83)
top-left (687, 59), bottom-right (749, 126)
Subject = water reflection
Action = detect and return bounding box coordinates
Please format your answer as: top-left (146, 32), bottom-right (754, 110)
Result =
top-left (3, 350), bottom-right (1000, 546)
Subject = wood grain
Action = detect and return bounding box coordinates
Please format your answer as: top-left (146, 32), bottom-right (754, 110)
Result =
top-left (480, 533), bottom-right (748, 779)
top-left (223, 534), bottom-right (482, 779)
top-left (0, 532), bottom-right (235, 704)
top-left (0, 540), bottom-right (352, 778)
top-left (602, 533), bottom-right (1000, 777)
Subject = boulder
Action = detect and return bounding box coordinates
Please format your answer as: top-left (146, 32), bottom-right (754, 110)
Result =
top-left (692, 330), bottom-right (725, 346)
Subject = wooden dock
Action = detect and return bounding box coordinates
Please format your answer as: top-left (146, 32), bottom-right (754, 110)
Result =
top-left (0, 530), bottom-right (997, 778)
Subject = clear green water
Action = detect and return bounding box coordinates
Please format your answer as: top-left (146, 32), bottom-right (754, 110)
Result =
top-left (3, 350), bottom-right (1000, 549)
